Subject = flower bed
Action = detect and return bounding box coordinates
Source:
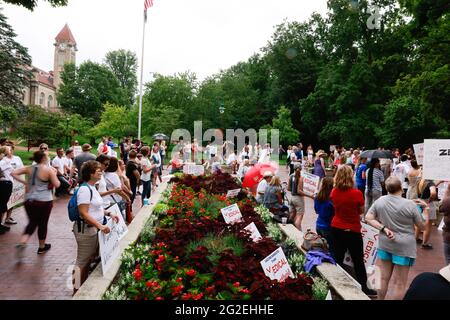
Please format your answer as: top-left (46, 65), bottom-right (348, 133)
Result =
top-left (104, 172), bottom-right (328, 300)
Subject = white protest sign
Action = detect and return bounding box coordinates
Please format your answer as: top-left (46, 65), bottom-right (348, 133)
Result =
top-left (221, 204), bottom-right (243, 224)
top-left (301, 172), bottom-right (321, 197)
top-left (260, 247), bottom-right (294, 282)
top-left (244, 222), bottom-right (262, 242)
top-left (423, 139), bottom-right (450, 181)
top-left (438, 218), bottom-right (445, 232)
top-left (226, 188), bottom-right (241, 198)
top-left (438, 182), bottom-right (448, 200)
top-left (7, 178), bottom-right (26, 209)
top-left (330, 145), bottom-right (336, 152)
top-left (106, 204), bottom-right (129, 241)
top-left (73, 146), bottom-right (82, 157)
top-left (183, 164), bottom-right (205, 176)
top-left (98, 218), bottom-right (121, 276)
top-left (413, 143), bottom-right (424, 166)
top-left (344, 222), bottom-right (379, 269)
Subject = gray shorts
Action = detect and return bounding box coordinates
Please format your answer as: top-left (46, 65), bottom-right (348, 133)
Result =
top-left (73, 222), bottom-right (99, 268)
top-left (290, 195), bottom-right (305, 214)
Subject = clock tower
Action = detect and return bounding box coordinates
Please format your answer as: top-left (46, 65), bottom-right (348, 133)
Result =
top-left (53, 24), bottom-right (77, 91)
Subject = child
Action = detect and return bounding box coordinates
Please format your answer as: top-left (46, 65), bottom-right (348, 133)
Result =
top-left (314, 177), bottom-right (335, 256)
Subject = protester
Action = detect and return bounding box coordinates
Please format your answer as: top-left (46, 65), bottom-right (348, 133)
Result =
top-left (52, 147), bottom-right (71, 197)
top-left (440, 184), bottom-right (450, 264)
top-left (3, 142), bottom-right (23, 225)
top-left (365, 158), bottom-right (385, 213)
top-left (263, 176), bottom-right (289, 215)
top-left (307, 145), bottom-right (314, 164)
top-left (71, 160), bottom-right (119, 294)
top-left (95, 154), bottom-right (122, 208)
top-left (139, 146), bottom-right (154, 205)
top-left (12, 150), bottom-right (60, 258)
top-left (160, 140), bottom-right (167, 169)
top-left (366, 177), bottom-right (430, 300)
top-left (314, 177), bottom-right (335, 256)
top-left (150, 143), bottom-right (162, 192)
top-left (73, 144), bottom-right (96, 182)
top-left (118, 160), bottom-right (133, 199)
top-left (226, 149), bottom-right (238, 174)
top-left (313, 150), bottom-right (326, 179)
top-left (392, 154), bottom-right (410, 197)
top-left (0, 146), bottom-right (14, 234)
top-left (289, 146), bottom-right (298, 175)
top-left (355, 157), bottom-right (368, 196)
top-left (169, 152), bottom-right (184, 174)
top-left (126, 150), bottom-right (140, 204)
top-left (97, 137), bottom-right (111, 156)
top-left (256, 171), bottom-right (273, 204)
top-left (406, 160), bottom-right (421, 200)
top-left (286, 146), bottom-right (293, 169)
top-left (403, 264), bottom-right (450, 300)
top-left (35, 143), bottom-right (51, 166)
top-left (330, 165), bottom-right (377, 297)
top-left (416, 178), bottom-right (437, 249)
top-left (104, 157), bottom-right (130, 220)
top-left (288, 163), bottom-right (313, 231)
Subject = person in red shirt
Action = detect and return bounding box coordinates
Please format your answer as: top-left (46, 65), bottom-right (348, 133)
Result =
top-left (330, 165), bottom-right (377, 297)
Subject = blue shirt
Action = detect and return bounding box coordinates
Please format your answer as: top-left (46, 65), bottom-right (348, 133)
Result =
top-left (355, 163), bottom-right (367, 188)
top-left (295, 150), bottom-right (303, 160)
top-left (314, 199), bottom-right (335, 230)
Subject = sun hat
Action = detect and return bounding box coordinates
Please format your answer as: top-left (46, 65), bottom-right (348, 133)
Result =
top-left (82, 143), bottom-right (92, 152)
top-left (316, 150), bottom-right (326, 157)
top-left (439, 264), bottom-right (450, 282)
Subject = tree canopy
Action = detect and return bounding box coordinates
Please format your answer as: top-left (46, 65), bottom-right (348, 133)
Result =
top-left (2, 0), bottom-right (68, 11)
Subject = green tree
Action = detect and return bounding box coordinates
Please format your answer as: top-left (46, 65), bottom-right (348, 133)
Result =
top-left (90, 103), bottom-right (136, 139)
top-left (2, 0), bottom-right (68, 11)
top-left (0, 9), bottom-right (32, 109)
top-left (0, 105), bottom-right (18, 132)
top-left (104, 49), bottom-right (138, 106)
top-left (57, 61), bottom-right (128, 121)
top-left (263, 106), bottom-right (299, 146)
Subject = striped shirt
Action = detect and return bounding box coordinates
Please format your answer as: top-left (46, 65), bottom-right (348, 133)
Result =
top-left (366, 168), bottom-right (385, 192)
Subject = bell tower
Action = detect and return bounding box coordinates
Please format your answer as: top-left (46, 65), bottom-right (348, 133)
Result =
top-left (53, 24), bottom-right (77, 91)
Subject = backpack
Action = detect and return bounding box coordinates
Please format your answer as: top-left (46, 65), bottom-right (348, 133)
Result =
top-left (68, 183), bottom-right (92, 222)
top-left (289, 175), bottom-right (298, 196)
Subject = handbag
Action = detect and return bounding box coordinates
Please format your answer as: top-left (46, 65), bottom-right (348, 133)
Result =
top-left (301, 229), bottom-right (329, 251)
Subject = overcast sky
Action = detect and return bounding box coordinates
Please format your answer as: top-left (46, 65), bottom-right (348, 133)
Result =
top-left (2, 0), bottom-right (328, 83)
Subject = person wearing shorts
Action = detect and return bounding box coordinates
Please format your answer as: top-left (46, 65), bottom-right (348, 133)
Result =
top-left (287, 163), bottom-right (313, 231)
top-left (366, 176), bottom-right (430, 300)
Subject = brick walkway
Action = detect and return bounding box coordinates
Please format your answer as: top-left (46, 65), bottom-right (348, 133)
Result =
top-left (0, 166), bottom-right (445, 299)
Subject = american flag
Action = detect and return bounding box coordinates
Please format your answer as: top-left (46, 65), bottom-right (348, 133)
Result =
top-left (144, 0), bottom-right (153, 22)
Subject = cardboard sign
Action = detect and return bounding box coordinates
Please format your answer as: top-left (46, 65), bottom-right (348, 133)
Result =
top-left (183, 164), bottom-right (205, 176)
top-left (423, 139), bottom-right (450, 181)
top-left (413, 143), bottom-right (424, 165)
top-left (106, 204), bottom-right (129, 241)
top-left (244, 222), bottom-right (262, 242)
top-left (7, 178), bottom-right (26, 209)
top-left (344, 222), bottom-right (379, 268)
top-left (73, 146), bottom-right (82, 157)
top-left (438, 182), bottom-right (448, 200)
top-left (221, 204), bottom-right (243, 224)
top-left (260, 247), bottom-right (294, 282)
top-left (330, 145), bottom-right (336, 152)
top-left (98, 210), bottom-right (128, 276)
top-left (226, 188), bottom-right (241, 198)
top-left (301, 172), bottom-right (321, 197)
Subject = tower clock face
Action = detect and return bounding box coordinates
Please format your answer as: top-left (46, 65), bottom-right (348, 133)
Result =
top-left (59, 43), bottom-right (66, 50)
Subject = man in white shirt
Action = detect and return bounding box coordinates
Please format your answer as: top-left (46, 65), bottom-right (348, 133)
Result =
top-left (392, 154), bottom-right (410, 197)
top-left (52, 147), bottom-right (71, 197)
top-left (4, 143), bottom-right (24, 225)
top-left (226, 150), bottom-right (238, 174)
top-left (256, 171), bottom-right (273, 204)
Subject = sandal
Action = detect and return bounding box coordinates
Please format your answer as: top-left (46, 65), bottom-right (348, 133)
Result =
top-left (421, 243), bottom-right (433, 249)
top-left (416, 238), bottom-right (423, 244)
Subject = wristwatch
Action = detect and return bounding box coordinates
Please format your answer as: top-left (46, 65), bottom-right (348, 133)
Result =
top-left (380, 226), bottom-right (386, 233)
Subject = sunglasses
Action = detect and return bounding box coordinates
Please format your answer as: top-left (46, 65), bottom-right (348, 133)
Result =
top-left (40, 147), bottom-right (48, 150)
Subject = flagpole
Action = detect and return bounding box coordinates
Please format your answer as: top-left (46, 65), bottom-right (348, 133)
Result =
top-left (138, 11), bottom-right (147, 141)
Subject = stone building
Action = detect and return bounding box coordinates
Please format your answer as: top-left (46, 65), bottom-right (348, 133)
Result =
top-left (21, 24), bottom-right (77, 109)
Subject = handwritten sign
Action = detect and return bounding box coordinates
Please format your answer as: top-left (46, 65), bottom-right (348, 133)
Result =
top-left (244, 222), bottom-right (262, 242)
top-left (413, 143), bottom-right (424, 166)
top-left (344, 222), bottom-right (379, 268)
top-left (423, 139), bottom-right (450, 181)
top-left (7, 177), bottom-right (26, 209)
top-left (73, 146), bottom-right (82, 157)
top-left (106, 204), bottom-right (129, 241)
top-left (438, 182), bottom-right (448, 200)
top-left (183, 164), bottom-right (205, 176)
top-left (226, 188), bottom-right (241, 198)
top-left (260, 247), bottom-right (294, 282)
top-left (301, 172), bottom-right (320, 197)
top-left (221, 204), bottom-right (243, 224)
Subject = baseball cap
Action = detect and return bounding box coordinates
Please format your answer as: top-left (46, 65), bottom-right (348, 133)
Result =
top-left (82, 143), bottom-right (92, 152)
top-left (263, 171), bottom-right (273, 178)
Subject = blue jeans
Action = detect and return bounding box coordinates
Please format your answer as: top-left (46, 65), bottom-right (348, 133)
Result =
top-left (141, 180), bottom-right (151, 206)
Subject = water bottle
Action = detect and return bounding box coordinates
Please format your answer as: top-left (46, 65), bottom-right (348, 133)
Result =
top-left (143, 198), bottom-right (149, 206)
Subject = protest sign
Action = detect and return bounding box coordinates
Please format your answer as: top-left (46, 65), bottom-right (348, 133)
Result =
top-left (226, 188), bottom-right (241, 198)
top-left (438, 182), bottom-right (448, 200)
top-left (301, 172), bottom-right (320, 197)
top-left (413, 143), bottom-right (424, 165)
top-left (260, 247), bottom-right (294, 282)
top-left (183, 164), bottom-right (205, 176)
top-left (221, 204), bottom-right (242, 224)
top-left (98, 219), bottom-right (121, 276)
top-left (344, 222), bottom-right (379, 268)
top-left (106, 204), bottom-right (128, 241)
top-left (7, 178), bottom-right (25, 209)
top-left (244, 222), bottom-right (262, 242)
top-left (423, 139), bottom-right (450, 181)
top-left (73, 146), bottom-right (82, 157)
top-left (330, 145), bottom-right (336, 152)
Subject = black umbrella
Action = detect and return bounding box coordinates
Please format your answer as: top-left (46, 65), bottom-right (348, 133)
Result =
top-left (152, 133), bottom-right (169, 141)
top-left (360, 149), bottom-right (394, 159)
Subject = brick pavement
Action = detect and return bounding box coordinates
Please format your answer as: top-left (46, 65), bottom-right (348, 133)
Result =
top-left (0, 166), bottom-right (445, 300)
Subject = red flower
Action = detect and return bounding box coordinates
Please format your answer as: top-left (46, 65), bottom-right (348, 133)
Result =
top-left (205, 286), bottom-right (215, 295)
top-left (186, 269), bottom-right (196, 277)
top-left (176, 277), bottom-right (183, 283)
top-left (155, 297), bottom-right (164, 300)
top-left (172, 285), bottom-right (184, 296)
top-left (193, 292), bottom-right (204, 300)
top-left (133, 269), bottom-right (142, 281)
top-left (181, 293), bottom-right (192, 300)
top-left (155, 255), bottom-right (166, 264)
top-left (240, 288), bottom-right (250, 294)
top-left (233, 282), bottom-right (241, 288)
